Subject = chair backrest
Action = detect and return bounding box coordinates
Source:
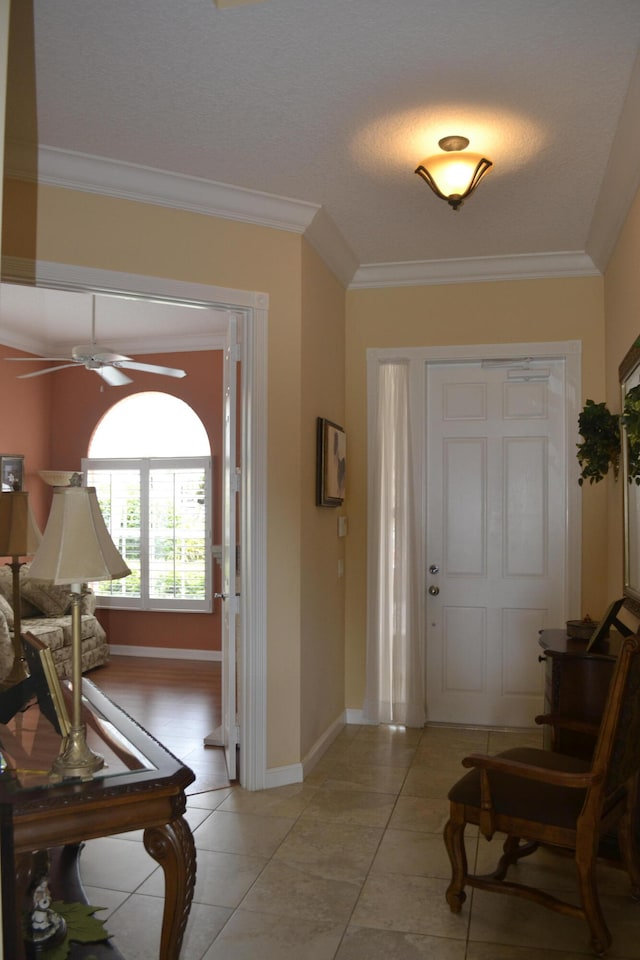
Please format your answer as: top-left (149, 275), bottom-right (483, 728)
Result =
top-left (589, 635), bottom-right (640, 802)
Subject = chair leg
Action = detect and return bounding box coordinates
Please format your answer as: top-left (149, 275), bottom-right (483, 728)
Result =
top-left (444, 812), bottom-right (467, 913)
top-left (492, 836), bottom-right (538, 880)
top-left (617, 797), bottom-right (640, 901)
top-left (575, 853), bottom-right (612, 957)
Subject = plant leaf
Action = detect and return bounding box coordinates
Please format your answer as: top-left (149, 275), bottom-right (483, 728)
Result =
top-left (36, 901), bottom-right (110, 960)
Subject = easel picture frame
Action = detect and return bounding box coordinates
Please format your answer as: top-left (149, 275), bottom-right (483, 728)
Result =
top-left (22, 632), bottom-right (71, 737)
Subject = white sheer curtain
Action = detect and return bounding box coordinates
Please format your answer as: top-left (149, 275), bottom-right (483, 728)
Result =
top-left (365, 361), bottom-right (425, 727)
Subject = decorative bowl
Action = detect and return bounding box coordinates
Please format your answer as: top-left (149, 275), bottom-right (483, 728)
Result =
top-left (39, 470), bottom-right (82, 487)
top-left (566, 619), bottom-right (598, 641)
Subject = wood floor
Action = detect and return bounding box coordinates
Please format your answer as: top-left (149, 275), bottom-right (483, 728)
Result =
top-left (87, 654), bottom-right (232, 792)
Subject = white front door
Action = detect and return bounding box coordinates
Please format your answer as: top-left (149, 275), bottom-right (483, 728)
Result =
top-left (425, 358), bottom-right (567, 726)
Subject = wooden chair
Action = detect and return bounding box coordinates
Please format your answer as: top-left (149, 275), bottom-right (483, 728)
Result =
top-left (444, 634), bottom-right (640, 956)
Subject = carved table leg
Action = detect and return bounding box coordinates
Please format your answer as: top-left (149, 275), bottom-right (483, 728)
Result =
top-left (143, 817), bottom-right (196, 960)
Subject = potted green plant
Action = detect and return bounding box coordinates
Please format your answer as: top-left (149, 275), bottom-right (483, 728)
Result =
top-left (577, 399), bottom-right (620, 485)
top-left (577, 388), bottom-right (640, 486)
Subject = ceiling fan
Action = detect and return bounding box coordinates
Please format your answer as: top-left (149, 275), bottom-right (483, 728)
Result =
top-left (6, 296), bottom-right (187, 387)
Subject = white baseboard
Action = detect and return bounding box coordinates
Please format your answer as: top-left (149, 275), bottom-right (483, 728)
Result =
top-left (264, 712), bottom-right (350, 790)
top-left (265, 763), bottom-right (303, 789)
top-left (109, 645), bottom-right (221, 662)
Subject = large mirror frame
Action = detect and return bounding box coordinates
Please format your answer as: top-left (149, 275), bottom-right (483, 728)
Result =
top-left (620, 336), bottom-right (640, 608)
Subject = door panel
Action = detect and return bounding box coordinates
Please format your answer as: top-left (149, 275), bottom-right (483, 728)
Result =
top-left (426, 360), bottom-right (565, 726)
top-left (444, 438), bottom-right (486, 574)
top-left (504, 437), bottom-right (546, 575)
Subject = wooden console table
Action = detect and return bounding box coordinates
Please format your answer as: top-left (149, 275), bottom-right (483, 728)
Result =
top-left (0, 677), bottom-right (196, 959)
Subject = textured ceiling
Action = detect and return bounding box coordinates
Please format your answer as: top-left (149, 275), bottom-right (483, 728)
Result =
top-left (3, 0), bottom-right (640, 347)
top-left (19, 0), bottom-right (640, 277)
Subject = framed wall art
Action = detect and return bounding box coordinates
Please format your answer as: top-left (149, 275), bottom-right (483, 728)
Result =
top-left (316, 418), bottom-right (346, 507)
top-left (0, 456), bottom-right (24, 492)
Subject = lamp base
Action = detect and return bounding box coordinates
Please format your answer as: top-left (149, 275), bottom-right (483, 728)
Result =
top-left (49, 722), bottom-right (104, 781)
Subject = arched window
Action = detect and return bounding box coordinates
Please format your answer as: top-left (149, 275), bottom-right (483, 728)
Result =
top-left (88, 392), bottom-right (210, 457)
top-left (83, 393), bottom-right (212, 612)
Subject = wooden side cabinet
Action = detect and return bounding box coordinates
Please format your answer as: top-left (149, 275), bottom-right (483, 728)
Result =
top-left (538, 628), bottom-right (636, 860)
top-left (538, 629), bottom-right (618, 758)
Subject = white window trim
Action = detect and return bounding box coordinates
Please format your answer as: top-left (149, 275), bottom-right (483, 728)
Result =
top-left (84, 456), bottom-right (212, 613)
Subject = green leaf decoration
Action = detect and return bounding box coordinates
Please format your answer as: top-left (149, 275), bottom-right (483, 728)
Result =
top-left (577, 389), bottom-right (640, 487)
top-left (622, 384), bottom-right (640, 484)
top-left (36, 901), bottom-right (110, 960)
top-left (577, 399), bottom-right (621, 485)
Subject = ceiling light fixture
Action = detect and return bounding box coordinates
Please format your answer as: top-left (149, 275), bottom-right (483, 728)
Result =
top-left (415, 136), bottom-right (492, 210)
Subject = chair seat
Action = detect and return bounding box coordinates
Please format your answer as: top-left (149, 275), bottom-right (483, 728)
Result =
top-left (448, 747), bottom-right (591, 829)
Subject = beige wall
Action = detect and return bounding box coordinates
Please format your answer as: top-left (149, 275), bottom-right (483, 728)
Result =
top-left (300, 240), bottom-right (346, 759)
top-left (344, 277), bottom-right (607, 711)
top-left (604, 184), bottom-right (640, 599)
top-left (7, 171), bottom-right (635, 768)
top-left (2, 181), bottom-right (315, 771)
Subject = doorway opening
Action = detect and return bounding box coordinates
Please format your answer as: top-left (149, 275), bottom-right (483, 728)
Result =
top-left (0, 271), bottom-right (268, 789)
top-left (366, 340), bottom-right (581, 729)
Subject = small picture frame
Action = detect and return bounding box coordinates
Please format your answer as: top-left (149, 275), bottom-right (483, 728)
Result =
top-left (22, 632), bottom-right (71, 737)
top-left (316, 418), bottom-right (346, 507)
top-left (0, 456), bottom-right (24, 492)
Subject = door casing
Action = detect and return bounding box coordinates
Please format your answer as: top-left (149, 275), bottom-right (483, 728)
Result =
top-left (367, 340), bottom-right (581, 724)
top-left (2, 260), bottom-right (269, 789)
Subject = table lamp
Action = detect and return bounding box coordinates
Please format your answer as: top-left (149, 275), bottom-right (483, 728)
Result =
top-left (0, 491), bottom-right (43, 684)
top-left (30, 475), bottom-right (130, 780)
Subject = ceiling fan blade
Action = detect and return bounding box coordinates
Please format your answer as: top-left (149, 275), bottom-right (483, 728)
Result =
top-left (6, 356), bottom-right (74, 362)
top-left (95, 366), bottom-right (133, 387)
top-left (16, 364), bottom-right (79, 378)
top-left (115, 360), bottom-right (187, 378)
top-left (92, 351), bottom-right (131, 363)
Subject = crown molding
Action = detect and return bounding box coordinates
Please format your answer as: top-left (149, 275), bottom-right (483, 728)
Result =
top-left (304, 207), bottom-right (360, 287)
top-left (9, 142), bottom-right (320, 235)
top-left (349, 251), bottom-right (601, 289)
top-left (5, 143), bottom-right (606, 290)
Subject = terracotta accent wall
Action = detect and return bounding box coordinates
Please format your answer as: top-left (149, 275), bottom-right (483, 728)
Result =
top-left (344, 276), bottom-right (606, 713)
top-left (0, 344), bottom-right (53, 528)
top-left (48, 349), bottom-right (223, 653)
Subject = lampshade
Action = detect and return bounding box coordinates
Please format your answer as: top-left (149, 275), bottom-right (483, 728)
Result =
top-left (0, 491), bottom-right (42, 558)
top-left (30, 484), bottom-right (130, 585)
top-left (415, 135), bottom-right (492, 210)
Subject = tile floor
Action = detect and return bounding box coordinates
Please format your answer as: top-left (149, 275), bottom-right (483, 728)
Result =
top-left (78, 722), bottom-right (640, 960)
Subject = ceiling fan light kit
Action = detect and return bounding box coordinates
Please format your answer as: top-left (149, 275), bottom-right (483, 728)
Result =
top-left (5, 296), bottom-right (187, 386)
top-left (415, 135), bottom-right (493, 210)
